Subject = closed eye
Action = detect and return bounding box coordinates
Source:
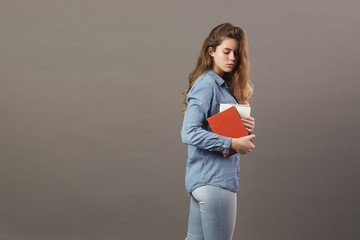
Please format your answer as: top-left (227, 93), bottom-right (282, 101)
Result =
top-left (224, 51), bottom-right (239, 56)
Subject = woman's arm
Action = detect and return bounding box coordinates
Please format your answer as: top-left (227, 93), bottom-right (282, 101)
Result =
top-left (181, 79), bottom-right (232, 155)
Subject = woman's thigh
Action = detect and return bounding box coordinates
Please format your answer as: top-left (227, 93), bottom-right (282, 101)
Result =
top-left (186, 185), bottom-right (237, 240)
top-left (186, 195), bottom-right (204, 240)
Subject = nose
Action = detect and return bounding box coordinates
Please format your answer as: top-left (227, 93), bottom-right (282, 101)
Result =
top-left (229, 52), bottom-right (236, 61)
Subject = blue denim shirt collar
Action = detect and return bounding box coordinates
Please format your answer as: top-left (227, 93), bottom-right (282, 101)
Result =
top-left (207, 70), bottom-right (226, 86)
top-left (207, 70), bottom-right (238, 103)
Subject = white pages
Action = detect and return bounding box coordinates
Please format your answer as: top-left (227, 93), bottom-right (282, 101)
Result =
top-left (219, 103), bottom-right (251, 117)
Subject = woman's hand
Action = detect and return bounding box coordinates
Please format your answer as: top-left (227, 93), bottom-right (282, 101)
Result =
top-left (241, 116), bottom-right (255, 134)
top-left (230, 135), bottom-right (255, 155)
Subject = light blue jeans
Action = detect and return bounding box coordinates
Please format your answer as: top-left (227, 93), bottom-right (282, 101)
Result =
top-left (185, 185), bottom-right (237, 240)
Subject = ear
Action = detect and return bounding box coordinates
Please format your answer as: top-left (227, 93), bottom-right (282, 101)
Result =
top-left (208, 46), bottom-right (215, 57)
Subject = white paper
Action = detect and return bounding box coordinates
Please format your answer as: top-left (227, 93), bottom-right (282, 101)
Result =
top-left (219, 103), bottom-right (251, 116)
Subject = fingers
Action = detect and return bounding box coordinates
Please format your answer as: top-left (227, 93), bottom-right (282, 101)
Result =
top-left (241, 115), bottom-right (254, 121)
top-left (243, 123), bottom-right (254, 134)
top-left (243, 122), bottom-right (254, 129)
top-left (244, 135), bottom-right (256, 152)
top-left (241, 118), bottom-right (254, 125)
top-left (241, 116), bottom-right (255, 130)
top-left (237, 134), bottom-right (255, 141)
top-left (241, 119), bottom-right (254, 125)
top-left (246, 134), bottom-right (256, 140)
top-left (234, 134), bottom-right (256, 154)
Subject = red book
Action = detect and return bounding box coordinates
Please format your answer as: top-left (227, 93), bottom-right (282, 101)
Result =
top-left (207, 106), bottom-right (248, 157)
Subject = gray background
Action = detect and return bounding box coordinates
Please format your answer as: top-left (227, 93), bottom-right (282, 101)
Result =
top-left (1, 0), bottom-right (359, 239)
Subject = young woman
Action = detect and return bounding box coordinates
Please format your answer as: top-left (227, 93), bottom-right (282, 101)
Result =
top-left (181, 23), bottom-right (256, 240)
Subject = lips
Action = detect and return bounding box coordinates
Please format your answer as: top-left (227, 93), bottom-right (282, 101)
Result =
top-left (226, 64), bottom-right (235, 68)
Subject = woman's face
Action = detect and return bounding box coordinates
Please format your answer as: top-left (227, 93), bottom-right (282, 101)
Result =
top-left (209, 38), bottom-right (239, 77)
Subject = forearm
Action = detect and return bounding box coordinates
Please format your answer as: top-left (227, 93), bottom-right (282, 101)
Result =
top-left (181, 124), bottom-right (232, 154)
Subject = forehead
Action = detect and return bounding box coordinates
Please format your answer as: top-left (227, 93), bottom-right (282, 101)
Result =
top-left (219, 38), bottom-right (239, 50)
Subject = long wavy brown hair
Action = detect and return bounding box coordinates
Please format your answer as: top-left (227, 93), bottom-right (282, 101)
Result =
top-left (183, 23), bottom-right (253, 114)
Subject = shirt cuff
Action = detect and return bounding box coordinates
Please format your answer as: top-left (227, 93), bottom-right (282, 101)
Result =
top-left (220, 136), bottom-right (232, 155)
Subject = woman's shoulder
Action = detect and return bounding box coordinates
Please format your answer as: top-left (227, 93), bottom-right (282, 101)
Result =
top-left (187, 71), bottom-right (218, 98)
top-left (192, 70), bottom-right (217, 88)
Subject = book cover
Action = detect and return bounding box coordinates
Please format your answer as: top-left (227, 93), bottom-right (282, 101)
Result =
top-left (207, 106), bottom-right (249, 157)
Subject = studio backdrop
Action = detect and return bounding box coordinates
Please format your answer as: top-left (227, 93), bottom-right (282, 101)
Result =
top-left (1, 1), bottom-right (359, 240)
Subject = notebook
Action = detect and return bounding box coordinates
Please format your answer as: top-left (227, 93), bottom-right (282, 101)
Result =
top-left (207, 106), bottom-right (249, 157)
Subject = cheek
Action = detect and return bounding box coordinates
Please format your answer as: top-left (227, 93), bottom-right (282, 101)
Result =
top-left (214, 53), bottom-right (228, 65)
top-left (219, 53), bottom-right (228, 61)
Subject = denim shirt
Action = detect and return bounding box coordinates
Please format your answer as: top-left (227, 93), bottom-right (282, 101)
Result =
top-left (181, 69), bottom-right (241, 195)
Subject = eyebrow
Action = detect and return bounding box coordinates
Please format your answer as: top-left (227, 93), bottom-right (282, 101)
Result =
top-left (224, 48), bottom-right (239, 51)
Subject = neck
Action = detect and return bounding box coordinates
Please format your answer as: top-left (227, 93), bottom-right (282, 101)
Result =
top-left (212, 67), bottom-right (224, 78)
